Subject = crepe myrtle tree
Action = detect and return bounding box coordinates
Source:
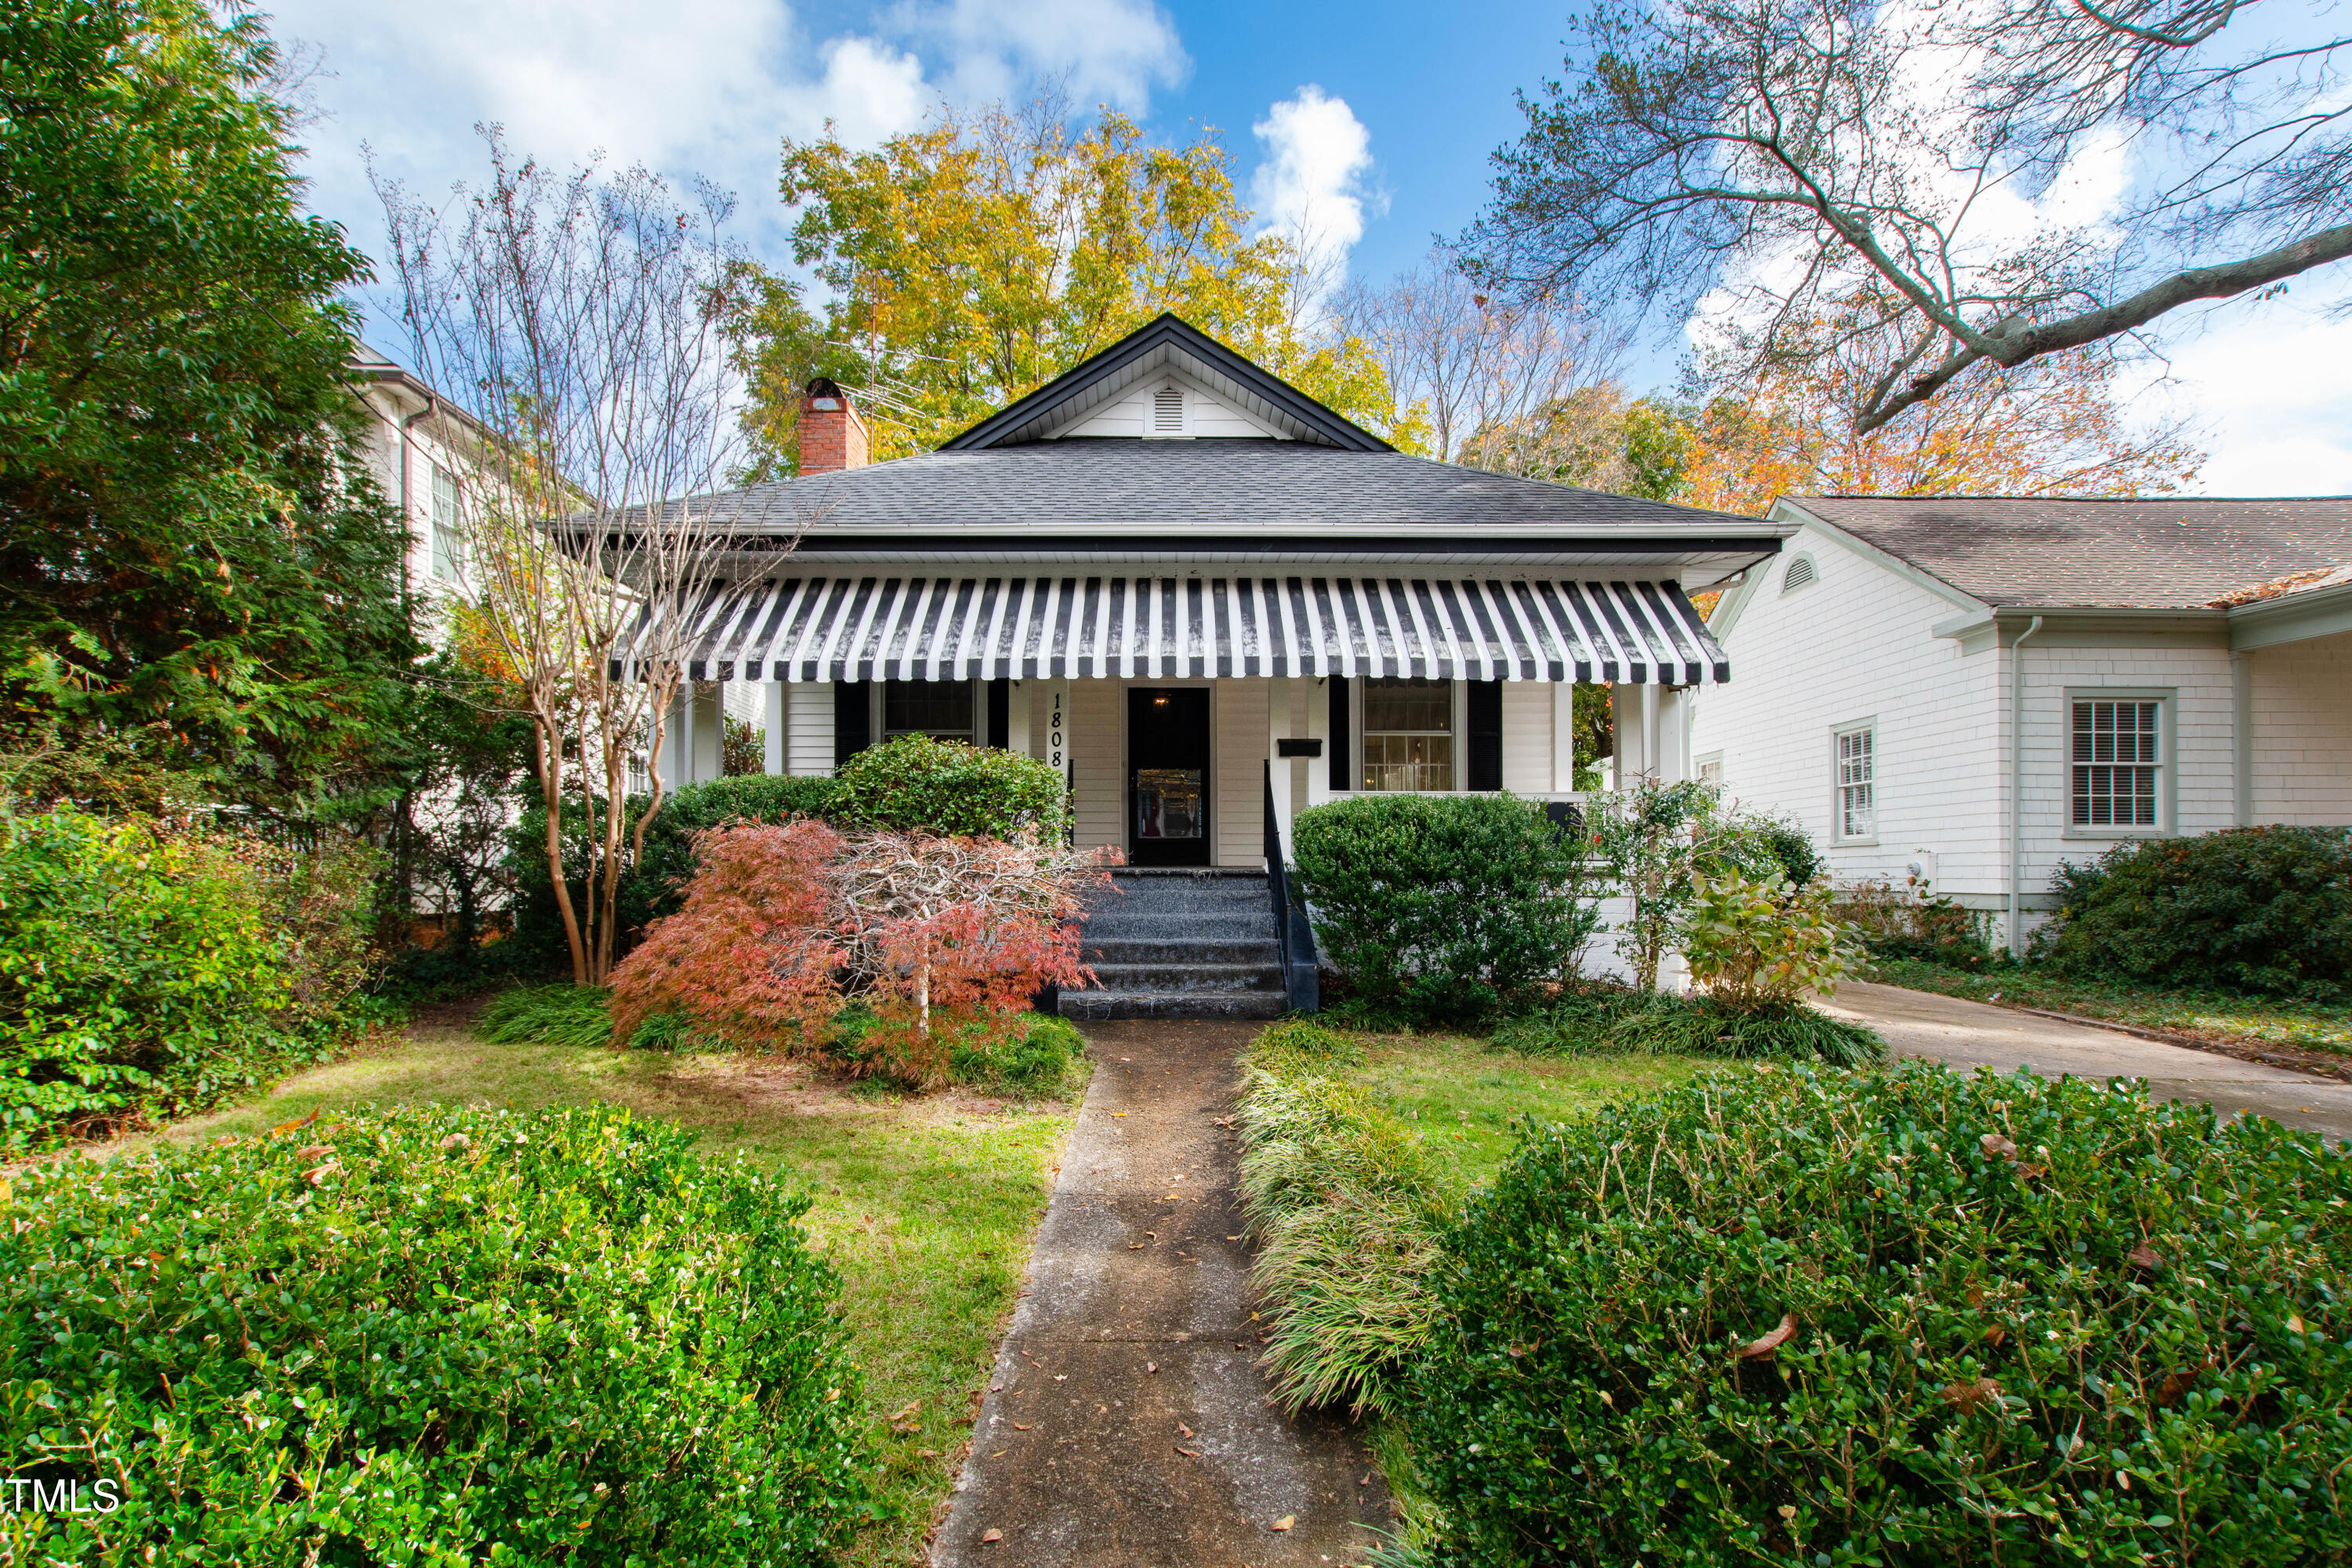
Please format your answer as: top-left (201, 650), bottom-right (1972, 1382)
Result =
top-left (376, 131), bottom-right (811, 985)
top-left (1470, 0), bottom-right (2352, 434)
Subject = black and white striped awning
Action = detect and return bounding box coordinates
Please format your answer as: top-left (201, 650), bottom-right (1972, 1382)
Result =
top-left (626, 575), bottom-right (1728, 686)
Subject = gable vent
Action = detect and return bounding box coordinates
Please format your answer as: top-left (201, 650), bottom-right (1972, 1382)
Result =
top-left (1152, 383), bottom-right (1185, 434)
top-left (1781, 555), bottom-right (1817, 593)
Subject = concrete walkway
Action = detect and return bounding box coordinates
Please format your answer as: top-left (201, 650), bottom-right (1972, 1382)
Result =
top-left (1825, 979), bottom-right (2352, 1143)
top-left (932, 1021), bottom-right (1391, 1568)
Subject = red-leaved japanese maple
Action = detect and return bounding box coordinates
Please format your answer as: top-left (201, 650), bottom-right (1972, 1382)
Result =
top-left (609, 820), bottom-right (1111, 1087)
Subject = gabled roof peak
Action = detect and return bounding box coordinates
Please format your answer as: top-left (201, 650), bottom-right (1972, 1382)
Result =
top-left (940, 313), bottom-right (1395, 454)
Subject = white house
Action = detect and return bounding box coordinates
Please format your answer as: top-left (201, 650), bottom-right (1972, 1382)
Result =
top-left (1691, 495), bottom-right (2352, 954)
top-left (348, 339), bottom-right (490, 609)
top-left (627, 315), bottom-right (1783, 1014)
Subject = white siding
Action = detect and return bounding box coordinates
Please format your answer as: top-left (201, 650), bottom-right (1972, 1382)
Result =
top-left (786, 682), bottom-right (833, 775)
top-left (2247, 630), bottom-right (2352, 824)
top-left (1053, 375), bottom-right (1285, 440)
top-left (2014, 644), bottom-right (2234, 896)
top-left (1501, 681), bottom-right (1556, 792)
top-left (1688, 524), bottom-right (2006, 899)
top-left (1216, 679), bottom-right (1271, 866)
top-left (1065, 679), bottom-right (1124, 855)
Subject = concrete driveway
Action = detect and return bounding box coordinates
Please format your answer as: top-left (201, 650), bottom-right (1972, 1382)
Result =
top-left (1823, 979), bottom-right (2352, 1143)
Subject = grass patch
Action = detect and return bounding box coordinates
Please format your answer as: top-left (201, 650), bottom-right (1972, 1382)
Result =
top-left (128, 1010), bottom-right (1086, 1568)
top-left (1868, 956), bottom-right (2352, 1058)
top-left (1338, 1032), bottom-right (1702, 1197)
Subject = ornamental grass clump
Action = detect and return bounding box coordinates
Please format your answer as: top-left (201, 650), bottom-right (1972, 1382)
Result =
top-left (1236, 1019), bottom-right (1446, 1417)
top-left (0, 1103), bottom-right (867, 1565)
top-left (1410, 1062), bottom-right (2352, 1568)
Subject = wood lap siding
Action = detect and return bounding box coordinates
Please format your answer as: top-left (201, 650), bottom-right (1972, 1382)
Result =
top-left (2246, 631), bottom-right (2352, 823)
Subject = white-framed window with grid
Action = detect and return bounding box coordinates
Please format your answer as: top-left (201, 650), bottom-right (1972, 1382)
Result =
top-left (2068, 692), bottom-right (2169, 833)
top-left (1832, 722), bottom-right (1875, 842)
top-left (430, 461), bottom-right (462, 583)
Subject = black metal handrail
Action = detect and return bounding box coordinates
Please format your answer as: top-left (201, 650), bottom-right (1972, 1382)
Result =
top-left (1263, 761), bottom-right (1320, 1014)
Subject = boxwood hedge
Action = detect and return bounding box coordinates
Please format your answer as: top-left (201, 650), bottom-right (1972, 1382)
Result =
top-left (2, 1103), bottom-right (868, 1565)
top-left (1411, 1062), bottom-right (2351, 1567)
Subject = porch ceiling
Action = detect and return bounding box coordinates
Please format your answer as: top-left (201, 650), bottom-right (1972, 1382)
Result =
top-left (625, 573), bottom-right (1729, 687)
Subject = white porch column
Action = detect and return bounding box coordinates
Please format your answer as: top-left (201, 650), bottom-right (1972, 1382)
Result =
top-left (1265, 675), bottom-right (1293, 862)
top-left (659, 691), bottom-right (687, 792)
top-left (1657, 687), bottom-right (1693, 783)
top-left (1610, 684), bottom-right (1646, 782)
top-left (678, 682), bottom-right (722, 784)
top-left (1301, 677), bottom-right (1334, 809)
top-left (762, 681), bottom-right (786, 775)
top-left (1553, 682), bottom-right (1579, 792)
top-left (1007, 681), bottom-right (1035, 758)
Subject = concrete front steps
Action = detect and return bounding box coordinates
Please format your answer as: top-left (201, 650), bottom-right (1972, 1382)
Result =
top-left (1058, 868), bottom-right (1290, 1021)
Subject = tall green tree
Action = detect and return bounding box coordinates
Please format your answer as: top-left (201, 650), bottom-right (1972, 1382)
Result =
top-left (735, 98), bottom-right (1415, 471)
top-left (0, 0), bottom-right (416, 812)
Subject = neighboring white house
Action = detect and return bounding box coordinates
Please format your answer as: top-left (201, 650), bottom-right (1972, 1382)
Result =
top-left (348, 339), bottom-right (491, 612)
top-left (1690, 495), bottom-right (2352, 954)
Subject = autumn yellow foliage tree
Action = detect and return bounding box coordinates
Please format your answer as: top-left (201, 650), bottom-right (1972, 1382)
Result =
top-left (1458, 294), bottom-right (2202, 519)
top-left (732, 98), bottom-right (1414, 470)
top-left (1652, 296), bottom-right (2205, 517)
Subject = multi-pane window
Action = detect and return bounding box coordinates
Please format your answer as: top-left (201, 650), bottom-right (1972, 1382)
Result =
top-left (882, 680), bottom-right (975, 742)
top-left (2072, 699), bottom-right (2161, 828)
top-left (430, 462), bottom-right (461, 583)
top-left (1361, 677), bottom-right (1454, 792)
top-left (1835, 726), bottom-right (1875, 840)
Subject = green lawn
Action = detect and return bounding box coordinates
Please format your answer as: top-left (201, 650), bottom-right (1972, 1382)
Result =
top-left (1867, 957), bottom-right (2352, 1060)
top-left (1335, 1032), bottom-right (1704, 1196)
top-left (130, 1013), bottom-right (1083, 1568)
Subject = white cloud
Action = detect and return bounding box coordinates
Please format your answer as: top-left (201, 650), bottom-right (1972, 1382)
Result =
top-left (265, 0), bottom-right (1183, 338)
top-left (1250, 85), bottom-right (1380, 296)
top-left (913, 0), bottom-right (1186, 112)
top-left (2132, 283), bottom-right (2352, 496)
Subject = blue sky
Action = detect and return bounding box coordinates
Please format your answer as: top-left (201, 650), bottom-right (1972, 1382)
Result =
top-left (273, 0), bottom-right (2351, 495)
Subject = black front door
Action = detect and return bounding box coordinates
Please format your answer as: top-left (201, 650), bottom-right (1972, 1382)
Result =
top-left (1128, 687), bottom-right (1210, 866)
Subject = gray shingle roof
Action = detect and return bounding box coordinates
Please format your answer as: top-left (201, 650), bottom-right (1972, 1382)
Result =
top-left (1790, 495), bottom-right (2352, 609)
top-left (706, 438), bottom-right (1770, 542)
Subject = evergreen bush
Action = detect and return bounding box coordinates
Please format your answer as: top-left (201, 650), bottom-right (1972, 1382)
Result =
top-left (0, 1104), bottom-right (868, 1563)
top-left (0, 807), bottom-right (374, 1146)
top-left (2038, 826), bottom-right (2352, 999)
top-left (1411, 1062), bottom-right (2352, 1567)
top-left (1291, 793), bottom-right (1600, 1022)
top-left (829, 735), bottom-right (1068, 840)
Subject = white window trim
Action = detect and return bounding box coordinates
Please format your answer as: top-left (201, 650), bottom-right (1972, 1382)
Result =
top-left (1697, 749), bottom-right (1724, 787)
top-left (1350, 676), bottom-right (1465, 793)
top-left (2062, 687), bottom-right (2176, 840)
top-left (1830, 716), bottom-right (1878, 845)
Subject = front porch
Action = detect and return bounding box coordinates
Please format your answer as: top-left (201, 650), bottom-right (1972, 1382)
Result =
top-left (647, 572), bottom-right (1729, 866)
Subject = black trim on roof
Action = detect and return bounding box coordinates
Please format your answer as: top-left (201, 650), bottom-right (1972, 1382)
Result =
top-left (938, 314), bottom-right (1396, 454)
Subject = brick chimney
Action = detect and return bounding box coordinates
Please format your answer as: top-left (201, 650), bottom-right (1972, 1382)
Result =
top-left (798, 377), bottom-right (869, 475)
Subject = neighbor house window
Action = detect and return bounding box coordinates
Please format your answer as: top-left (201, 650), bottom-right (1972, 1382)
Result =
top-left (1698, 753), bottom-right (1723, 787)
top-left (2072, 697), bottom-right (2162, 829)
top-left (1834, 724), bottom-right (1875, 841)
top-left (882, 680), bottom-right (975, 742)
top-left (1361, 677), bottom-right (1453, 791)
top-left (430, 462), bottom-right (461, 583)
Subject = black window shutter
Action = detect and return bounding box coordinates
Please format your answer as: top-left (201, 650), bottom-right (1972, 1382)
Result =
top-left (986, 678), bottom-right (1011, 748)
top-left (1327, 677), bottom-right (1349, 791)
top-left (833, 681), bottom-right (872, 766)
top-left (1468, 678), bottom-right (1503, 791)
